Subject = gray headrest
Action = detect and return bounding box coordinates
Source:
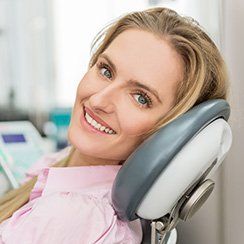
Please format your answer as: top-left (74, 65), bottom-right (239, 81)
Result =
top-left (111, 99), bottom-right (230, 221)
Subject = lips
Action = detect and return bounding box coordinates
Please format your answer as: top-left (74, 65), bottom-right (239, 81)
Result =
top-left (83, 106), bottom-right (116, 132)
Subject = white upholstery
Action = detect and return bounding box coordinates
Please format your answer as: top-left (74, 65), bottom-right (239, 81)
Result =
top-left (137, 119), bottom-right (232, 219)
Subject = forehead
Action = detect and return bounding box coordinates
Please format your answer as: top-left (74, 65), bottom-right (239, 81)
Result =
top-left (102, 29), bottom-right (183, 102)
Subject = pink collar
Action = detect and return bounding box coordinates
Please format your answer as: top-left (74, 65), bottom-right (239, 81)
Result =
top-left (42, 165), bottom-right (122, 196)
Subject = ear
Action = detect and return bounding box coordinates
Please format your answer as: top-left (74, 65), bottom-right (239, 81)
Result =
top-left (111, 99), bottom-right (232, 221)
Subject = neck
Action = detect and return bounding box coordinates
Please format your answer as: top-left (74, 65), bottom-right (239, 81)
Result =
top-left (67, 147), bottom-right (123, 167)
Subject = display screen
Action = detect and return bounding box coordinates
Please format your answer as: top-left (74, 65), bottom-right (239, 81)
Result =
top-left (2, 134), bottom-right (26, 143)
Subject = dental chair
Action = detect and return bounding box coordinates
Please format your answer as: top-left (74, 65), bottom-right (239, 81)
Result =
top-left (111, 99), bottom-right (232, 244)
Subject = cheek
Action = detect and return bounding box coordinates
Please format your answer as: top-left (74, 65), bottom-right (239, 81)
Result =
top-left (119, 112), bottom-right (155, 136)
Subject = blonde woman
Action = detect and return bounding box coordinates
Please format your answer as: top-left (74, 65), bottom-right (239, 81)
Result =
top-left (0, 7), bottom-right (228, 244)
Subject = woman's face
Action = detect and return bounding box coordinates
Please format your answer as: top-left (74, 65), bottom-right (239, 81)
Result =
top-left (68, 29), bottom-right (183, 163)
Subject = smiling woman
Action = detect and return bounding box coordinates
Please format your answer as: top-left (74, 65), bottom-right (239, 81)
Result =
top-left (0, 7), bottom-right (228, 244)
top-left (67, 28), bottom-right (184, 167)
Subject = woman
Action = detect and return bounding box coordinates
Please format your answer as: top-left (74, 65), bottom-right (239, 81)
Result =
top-left (0, 7), bottom-right (228, 243)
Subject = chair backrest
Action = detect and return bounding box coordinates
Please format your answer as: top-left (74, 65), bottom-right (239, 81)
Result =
top-left (111, 99), bottom-right (232, 242)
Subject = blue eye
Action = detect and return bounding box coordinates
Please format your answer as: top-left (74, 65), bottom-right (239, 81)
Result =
top-left (101, 67), bottom-right (112, 79)
top-left (97, 62), bottom-right (113, 79)
top-left (133, 91), bottom-right (153, 108)
top-left (134, 94), bottom-right (147, 104)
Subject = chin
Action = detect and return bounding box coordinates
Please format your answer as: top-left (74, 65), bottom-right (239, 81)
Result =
top-left (67, 124), bottom-right (84, 150)
top-left (67, 120), bottom-right (131, 162)
top-left (68, 124), bottom-right (101, 156)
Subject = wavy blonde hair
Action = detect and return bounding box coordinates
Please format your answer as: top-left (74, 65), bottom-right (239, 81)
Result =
top-left (0, 7), bottom-right (229, 224)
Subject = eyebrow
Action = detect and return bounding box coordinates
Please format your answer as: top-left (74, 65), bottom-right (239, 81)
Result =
top-left (98, 53), bottom-right (162, 103)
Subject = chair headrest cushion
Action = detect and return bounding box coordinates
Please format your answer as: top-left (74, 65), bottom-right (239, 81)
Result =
top-left (111, 99), bottom-right (230, 221)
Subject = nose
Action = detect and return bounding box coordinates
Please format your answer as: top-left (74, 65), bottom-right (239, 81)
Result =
top-left (88, 83), bottom-right (118, 114)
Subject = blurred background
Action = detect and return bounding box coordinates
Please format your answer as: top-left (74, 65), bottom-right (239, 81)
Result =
top-left (0, 0), bottom-right (243, 243)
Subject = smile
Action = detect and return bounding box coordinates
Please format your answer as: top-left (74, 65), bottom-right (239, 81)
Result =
top-left (83, 107), bottom-right (116, 135)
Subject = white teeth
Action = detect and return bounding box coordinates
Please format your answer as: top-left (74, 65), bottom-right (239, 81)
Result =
top-left (91, 120), bottom-right (97, 127)
top-left (86, 112), bottom-right (93, 123)
top-left (99, 126), bottom-right (106, 131)
top-left (94, 123), bottom-right (100, 129)
top-left (84, 112), bottom-right (116, 134)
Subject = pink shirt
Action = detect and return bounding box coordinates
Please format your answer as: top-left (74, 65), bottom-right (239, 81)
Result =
top-left (0, 147), bottom-right (142, 244)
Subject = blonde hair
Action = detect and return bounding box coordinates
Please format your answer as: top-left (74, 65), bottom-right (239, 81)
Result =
top-left (0, 7), bottom-right (229, 223)
top-left (89, 7), bottom-right (229, 138)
